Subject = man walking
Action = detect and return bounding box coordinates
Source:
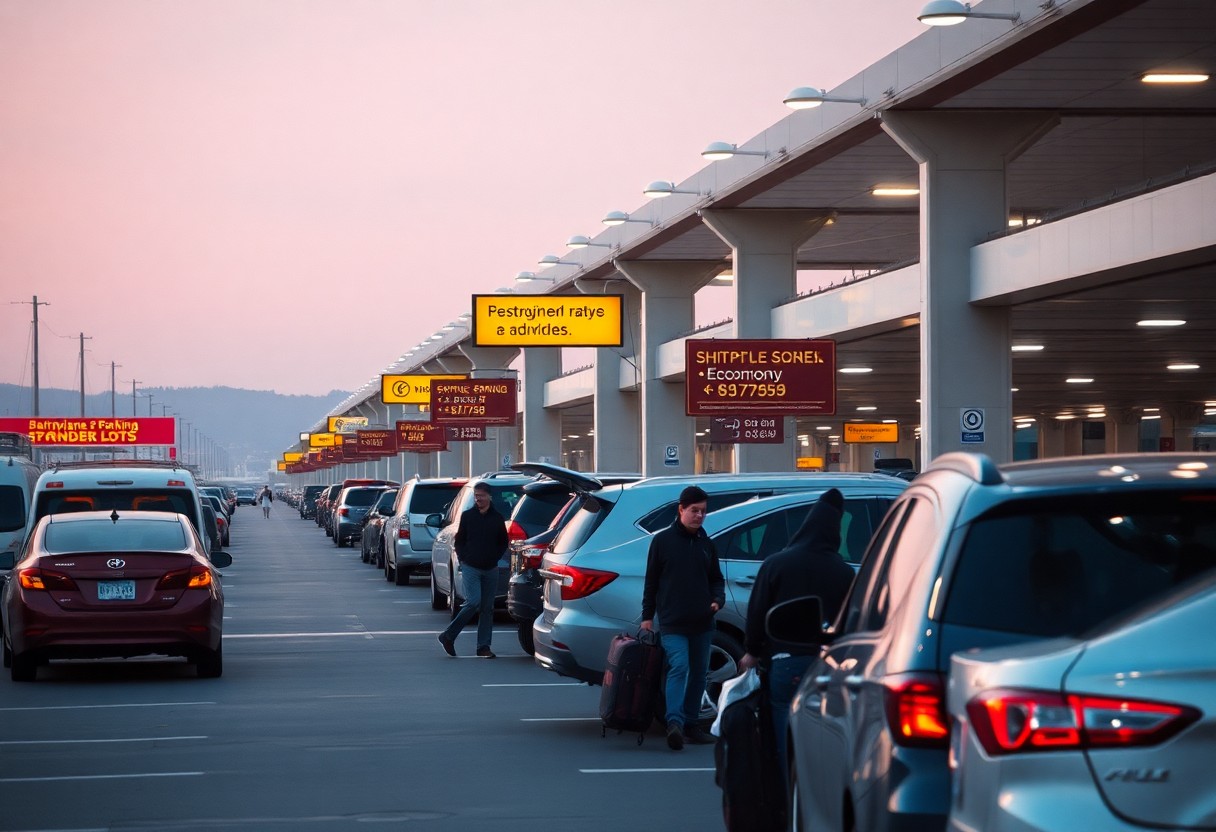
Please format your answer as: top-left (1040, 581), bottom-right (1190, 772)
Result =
top-left (258, 485), bottom-right (273, 519)
top-left (641, 485), bottom-right (725, 750)
top-left (438, 482), bottom-right (508, 659)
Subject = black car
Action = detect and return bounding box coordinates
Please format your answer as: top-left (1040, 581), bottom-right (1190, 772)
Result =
top-left (360, 488), bottom-right (398, 565)
top-left (299, 484), bottom-right (327, 520)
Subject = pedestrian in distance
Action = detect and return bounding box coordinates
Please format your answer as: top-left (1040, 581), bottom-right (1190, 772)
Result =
top-left (739, 487), bottom-right (854, 784)
top-left (641, 484), bottom-right (725, 751)
top-left (438, 482), bottom-right (509, 659)
top-left (259, 485), bottom-right (273, 519)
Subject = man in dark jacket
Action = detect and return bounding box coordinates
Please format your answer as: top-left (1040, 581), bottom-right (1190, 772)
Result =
top-left (641, 485), bottom-right (726, 750)
top-left (739, 488), bottom-right (854, 773)
top-left (438, 482), bottom-right (509, 658)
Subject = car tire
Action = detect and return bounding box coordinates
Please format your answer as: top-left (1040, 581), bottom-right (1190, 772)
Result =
top-left (430, 570), bottom-right (446, 610)
top-left (384, 557), bottom-right (395, 582)
top-left (222, 532), bottom-right (230, 547)
top-left (375, 544), bottom-right (385, 569)
top-left (394, 558), bottom-right (410, 586)
top-left (2, 635), bottom-right (10, 668)
top-left (10, 649), bottom-right (36, 682)
top-left (517, 620), bottom-right (535, 655)
top-left (197, 644), bottom-right (223, 679)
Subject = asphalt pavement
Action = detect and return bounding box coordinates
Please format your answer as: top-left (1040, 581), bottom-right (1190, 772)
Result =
top-left (0, 500), bottom-right (723, 831)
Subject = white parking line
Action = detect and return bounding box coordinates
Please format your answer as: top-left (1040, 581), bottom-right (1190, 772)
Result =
top-left (0, 702), bottom-right (214, 712)
top-left (484, 683), bottom-right (583, 688)
top-left (520, 717), bottom-right (601, 722)
top-left (0, 736), bottom-right (206, 746)
top-left (1, 772), bottom-right (204, 783)
top-left (579, 767), bottom-right (715, 774)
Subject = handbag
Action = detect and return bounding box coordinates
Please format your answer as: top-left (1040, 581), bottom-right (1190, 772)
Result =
top-left (710, 666), bottom-right (761, 737)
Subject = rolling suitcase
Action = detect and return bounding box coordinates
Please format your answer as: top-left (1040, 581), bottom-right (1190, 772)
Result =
top-left (715, 674), bottom-right (786, 831)
top-left (599, 629), bottom-right (664, 745)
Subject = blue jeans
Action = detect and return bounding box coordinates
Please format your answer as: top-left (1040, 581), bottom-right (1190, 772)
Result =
top-left (768, 654), bottom-right (813, 785)
top-left (441, 564), bottom-right (496, 650)
top-left (660, 631), bottom-right (712, 727)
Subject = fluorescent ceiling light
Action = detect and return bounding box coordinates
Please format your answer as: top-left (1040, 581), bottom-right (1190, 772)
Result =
top-left (882, 419), bottom-right (898, 424)
top-left (1066, 377), bottom-right (1094, 384)
top-left (1137, 319), bottom-right (1186, 327)
top-left (856, 406), bottom-right (878, 411)
top-left (838, 367), bottom-right (873, 374)
top-left (1088, 412), bottom-right (1107, 419)
top-left (1142, 414), bottom-right (1162, 420)
top-left (816, 426), bottom-right (832, 431)
top-left (1011, 344), bottom-right (1044, 352)
top-left (871, 186), bottom-right (920, 197)
top-left (1142, 73), bottom-right (1209, 84)
top-left (1055, 414), bottom-right (1077, 420)
top-left (1167, 363), bottom-right (1200, 371)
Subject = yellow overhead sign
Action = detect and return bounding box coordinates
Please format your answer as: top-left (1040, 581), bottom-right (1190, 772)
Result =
top-left (843, 423), bottom-right (899, 444)
top-left (472, 294), bottom-right (623, 347)
top-left (276, 461), bottom-right (287, 471)
top-left (309, 432), bottom-right (336, 448)
top-left (796, 457), bottom-right (826, 469)
top-left (328, 416), bottom-right (369, 433)
top-left (283, 452), bottom-right (303, 463)
top-left (381, 374), bottom-right (465, 405)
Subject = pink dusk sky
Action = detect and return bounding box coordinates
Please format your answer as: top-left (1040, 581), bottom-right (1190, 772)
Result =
top-left (1, 1), bottom-right (924, 397)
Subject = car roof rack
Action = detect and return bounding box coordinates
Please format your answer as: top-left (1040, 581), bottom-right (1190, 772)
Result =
top-left (47, 458), bottom-right (188, 473)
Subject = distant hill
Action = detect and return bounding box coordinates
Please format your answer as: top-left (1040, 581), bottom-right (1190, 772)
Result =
top-left (0, 383), bottom-right (348, 477)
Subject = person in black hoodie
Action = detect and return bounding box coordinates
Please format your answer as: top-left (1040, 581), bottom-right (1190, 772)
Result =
top-left (641, 485), bottom-right (726, 751)
top-left (739, 487), bottom-right (854, 770)
top-left (437, 482), bottom-right (509, 659)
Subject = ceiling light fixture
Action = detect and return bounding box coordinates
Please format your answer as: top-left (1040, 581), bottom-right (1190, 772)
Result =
top-left (1167, 363), bottom-right (1200, 371)
top-left (643, 180), bottom-right (705, 199)
top-left (701, 141), bottom-right (771, 161)
top-left (1011, 344), bottom-right (1045, 352)
top-left (566, 235), bottom-right (612, 249)
top-left (871, 185), bottom-right (920, 197)
top-left (838, 367), bottom-right (873, 374)
top-left (782, 86), bottom-right (867, 110)
top-left (857, 406), bottom-right (878, 411)
top-left (1142, 73), bottom-right (1209, 84)
top-left (1137, 319), bottom-right (1186, 327)
top-left (1066, 377), bottom-right (1094, 384)
top-left (917, 0), bottom-right (1021, 26)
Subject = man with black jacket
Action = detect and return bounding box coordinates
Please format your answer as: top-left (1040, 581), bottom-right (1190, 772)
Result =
top-left (641, 485), bottom-right (726, 750)
top-left (438, 482), bottom-right (509, 658)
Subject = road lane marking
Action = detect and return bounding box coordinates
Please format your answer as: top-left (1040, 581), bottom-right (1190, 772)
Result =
top-left (0, 702), bottom-right (214, 712)
top-left (224, 629), bottom-right (516, 638)
top-left (0, 772), bottom-right (204, 783)
top-left (0, 736), bottom-right (206, 746)
top-left (520, 717), bottom-right (601, 722)
top-left (579, 767), bottom-right (715, 774)
top-left (484, 682), bottom-right (584, 687)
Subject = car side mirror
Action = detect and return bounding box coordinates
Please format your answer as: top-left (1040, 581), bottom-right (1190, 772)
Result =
top-left (765, 595), bottom-right (831, 648)
top-left (425, 513), bottom-right (444, 528)
top-left (211, 551), bottom-right (233, 568)
top-left (0, 551), bottom-right (15, 570)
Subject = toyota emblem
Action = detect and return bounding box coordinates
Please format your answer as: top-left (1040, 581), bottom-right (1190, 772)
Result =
top-left (106, 558), bottom-right (126, 569)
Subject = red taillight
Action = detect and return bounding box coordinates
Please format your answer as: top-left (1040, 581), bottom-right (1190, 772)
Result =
top-left (338, 508), bottom-right (349, 517)
top-left (883, 673), bottom-right (949, 747)
top-left (545, 564), bottom-right (617, 600)
top-left (18, 568), bottom-right (78, 592)
top-left (967, 688), bottom-right (1200, 756)
top-left (216, 516), bottom-right (227, 529)
top-left (157, 565), bottom-right (212, 591)
top-left (506, 520), bottom-right (527, 542)
top-left (167, 479), bottom-right (186, 487)
top-left (398, 527), bottom-right (410, 540)
top-left (45, 481), bottom-right (64, 489)
top-left (524, 548), bottom-right (546, 570)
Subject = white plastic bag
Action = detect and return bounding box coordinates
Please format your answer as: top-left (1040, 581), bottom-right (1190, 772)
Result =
top-left (710, 667), bottom-right (760, 737)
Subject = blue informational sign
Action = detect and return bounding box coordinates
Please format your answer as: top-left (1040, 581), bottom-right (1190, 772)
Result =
top-left (664, 445), bottom-right (680, 467)
top-left (960, 408), bottom-right (985, 444)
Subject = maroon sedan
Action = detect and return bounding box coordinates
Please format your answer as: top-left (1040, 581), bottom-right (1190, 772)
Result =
top-left (1, 510), bottom-right (232, 682)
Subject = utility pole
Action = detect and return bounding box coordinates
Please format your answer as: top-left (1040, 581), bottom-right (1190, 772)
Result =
top-left (10, 297), bottom-right (50, 416)
top-left (111, 362), bottom-right (121, 417)
top-left (129, 380), bottom-right (141, 459)
top-left (78, 333), bottom-right (92, 417)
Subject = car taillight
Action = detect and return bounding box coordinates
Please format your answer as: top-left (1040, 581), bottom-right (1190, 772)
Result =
top-left (167, 480), bottom-right (186, 487)
top-left (157, 566), bottom-right (212, 590)
top-left (398, 527), bottom-right (410, 540)
top-left (45, 481), bottom-right (64, 489)
top-left (338, 508), bottom-right (349, 517)
top-left (883, 672), bottom-right (949, 747)
top-left (544, 564), bottom-right (617, 600)
top-left (18, 568), bottom-right (78, 592)
top-left (506, 520), bottom-right (527, 542)
top-left (966, 688), bottom-right (1200, 756)
top-left (521, 545), bottom-right (547, 570)
top-left (217, 516), bottom-right (227, 528)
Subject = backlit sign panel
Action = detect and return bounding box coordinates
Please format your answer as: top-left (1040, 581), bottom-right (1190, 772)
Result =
top-left (309, 432), bottom-right (336, 448)
top-left (685, 339), bottom-right (835, 416)
top-left (283, 452), bottom-right (304, 463)
top-left (0, 417), bottom-right (176, 446)
top-left (472, 295), bottom-right (623, 347)
top-left (843, 423), bottom-right (899, 443)
top-left (708, 416), bottom-right (784, 444)
top-left (430, 379), bottom-right (518, 426)
top-left (328, 416), bottom-right (369, 433)
top-left (356, 429), bottom-right (398, 455)
top-left (381, 374), bottom-right (465, 405)
top-left (396, 421), bottom-right (448, 452)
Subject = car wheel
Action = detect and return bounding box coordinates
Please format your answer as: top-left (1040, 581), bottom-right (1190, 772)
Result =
top-left (222, 532), bottom-right (230, 547)
top-left (2, 635), bottom-right (10, 668)
top-left (383, 555), bottom-right (394, 582)
top-left (394, 558), bottom-right (410, 586)
top-left (429, 570), bottom-right (446, 610)
top-left (447, 559), bottom-right (461, 619)
top-left (375, 544), bottom-right (385, 569)
top-left (197, 644), bottom-right (223, 679)
top-left (360, 542), bottom-right (369, 563)
top-left (10, 649), bottom-right (36, 682)
top-left (517, 620), bottom-right (535, 655)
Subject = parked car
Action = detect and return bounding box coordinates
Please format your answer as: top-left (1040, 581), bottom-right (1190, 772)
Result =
top-left (359, 488), bottom-right (398, 565)
top-left (316, 484), bottom-right (342, 533)
top-left (201, 494), bottom-right (230, 547)
top-left (299, 484), bottom-right (327, 520)
top-left (946, 570), bottom-right (1216, 832)
top-left (506, 463), bottom-right (642, 654)
top-left (331, 485), bottom-right (392, 548)
top-left (0, 431), bottom-right (41, 562)
top-left (531, 473), bottom-right (906, 722)
top-left (0, 510), bottom-right (233, 681)
top-left (428, 471), bottom-right (535, 615)
top-left (235, 487), bottom-right (257, 506)
top-left (200, 503), bottom-right (223, 554)
top-left (381, 477), bottom-right (466, 586)
top-left (199, 487), bottom-right (233, 524)
top-left (771, 451), bottom-right (1216, 832)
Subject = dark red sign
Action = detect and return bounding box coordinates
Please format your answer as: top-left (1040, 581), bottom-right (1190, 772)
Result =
top-left (340, 440), bottom-right (364, 462)
top-left (321, 447), bottom-right (342, 463)
top-left (685, 339), bottom-right (835, 416)
top-left (0, 416), bottom-right (177, 446)
top-left (708, 416), bottom-right (784, 444)
top-left (430, 379), bottom-right (517, 426)
top-left (445, 425), bottom-right (486, 442)
top-left (356, 429), bottom-right (398, 455)
top-left (396, 421), bottom-right (448, 452)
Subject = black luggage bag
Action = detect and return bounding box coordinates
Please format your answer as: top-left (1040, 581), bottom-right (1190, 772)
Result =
top-left (715, 676), bottom-right (786, 831)
top-left (599, 629), bottom-right (664, 744)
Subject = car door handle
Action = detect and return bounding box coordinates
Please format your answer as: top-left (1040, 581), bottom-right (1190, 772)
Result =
top-left (844, 675), bottom-right (864, 692)
top-left (733, 578), bottom-right (755, 587)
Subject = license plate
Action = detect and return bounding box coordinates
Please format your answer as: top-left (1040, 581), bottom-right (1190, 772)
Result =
top-left (98, 580), bottom-right (136, 601)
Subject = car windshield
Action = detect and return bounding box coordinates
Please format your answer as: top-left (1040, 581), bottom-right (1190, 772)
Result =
top-left (343, 488), bottom-right (387, 507)
top-left (0, 485), bottom-right (25, 532)
top-left (409, 484), bottom-right (461, 514)
top-left (942, 490), bottom-right (1216, 639)
top-left (44, 518), bottom-right (188, 553)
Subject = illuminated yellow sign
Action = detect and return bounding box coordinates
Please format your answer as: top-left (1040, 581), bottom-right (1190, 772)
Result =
top-left (795, 457), bottom-right (825, 469)
top-left (381, 374), bottom-right (464, 405)
top-left (843, 423), bottom-right (899, 444)
top-left (309, 432), bottom-right (336, 448)
top-left (283, 452), bottom-right (303, 463)
top-left (328, 416), bottom-right (369, 433)
top-left (472, 294), bottom-right (623, 347)
top-left (276, 461), bottom-right (287, 471)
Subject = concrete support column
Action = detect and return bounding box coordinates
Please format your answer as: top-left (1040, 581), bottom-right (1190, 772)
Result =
top-left (579, 278), bottom-right (642, 473)
top-left (1165, 404), bottom-right (1203, 452)
top-left (458, 343), bottom-right (520, 475)
top-left (522, 348), bottom-right (562, 464)
top-left (1040, 419), bottom-right (1083, 458)
top-left (882, 111), bottom-right (1056, 467)
top-left (1106, 409), bottom-right (1142, 454)
top-left (701, 208), bottom-right (834, 472)
top-left (615, 260), bottom-right (721, 476)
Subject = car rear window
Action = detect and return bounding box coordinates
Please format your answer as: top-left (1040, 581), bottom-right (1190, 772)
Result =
top-left (343, 488), bottom-right (387, 507)
top-left (551, 495), bottom-right (616, 555)
top-left (941, 491), bottom-right (1216, 639)
top-left (37, 489), bottom-right (196, 522)
top-left (0, 485), bottom-right (25, 532)
top-left (489, 485), bottom-right (525, 518)
top-left (374, 490), bottom-right (398, 512)
top-left (511, 491), bottom-right (571, 535)
top-left (409, 484), bottom-right (462, 515)
top-left (44, 518), bottom-right (188, 553)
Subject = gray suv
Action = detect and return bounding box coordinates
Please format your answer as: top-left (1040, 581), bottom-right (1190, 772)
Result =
top-left (381, 477), bottom-right (466, 586)
top-left (775, 451), bottom-right (1216, 832)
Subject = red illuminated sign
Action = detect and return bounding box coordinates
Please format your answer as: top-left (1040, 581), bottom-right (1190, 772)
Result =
top-left (685, 339), bottom-right (835, 416)
top-left (430, 379), bottom-right (517, 426)
top-left (356, 429), bottom-right (398, 455)
top-left (445, 425), bottom-right (486, 442)
top-left (0, 416), bottom-right (177, 446)
top-left (708, 416), bottom-right (784, 444)
top-left (396, 421), bottom-right (448, 452)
